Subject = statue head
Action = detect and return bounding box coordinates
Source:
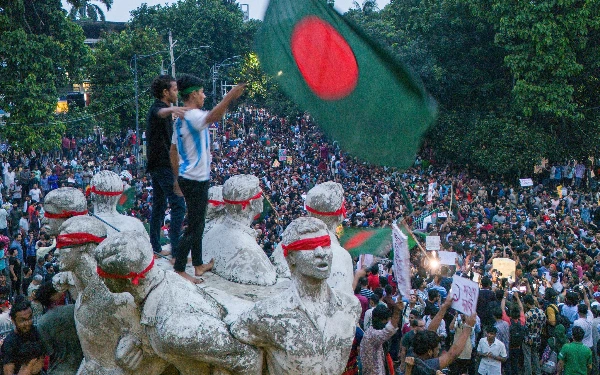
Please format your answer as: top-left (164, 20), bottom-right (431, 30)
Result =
top-left (56, 216), bottom-right (107, 272)
top-left (90, 170), bottom-right (124, 207)
top-left (222, 175), bottom-right (263, 219)
top-left (94, 231), bottom-right (155, 294)
top-left (305, 181), bottom-right (345, 228)
top-left (206, 185), bottom-right (225, 222)
top-left (43, 188), bottom-right (88, 235)
top-left (282, 217), bottom-right (333, 281)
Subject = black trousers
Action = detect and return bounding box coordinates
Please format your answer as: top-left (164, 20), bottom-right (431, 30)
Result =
top-left (176, 178), bottom-right (209, 272)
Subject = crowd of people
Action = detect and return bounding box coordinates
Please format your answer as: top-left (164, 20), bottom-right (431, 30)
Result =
top-left (0, 99), bottom-right (599, 375)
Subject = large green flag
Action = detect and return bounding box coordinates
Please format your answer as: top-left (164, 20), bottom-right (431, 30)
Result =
top-left (256, 0), bottom-right (437, 168)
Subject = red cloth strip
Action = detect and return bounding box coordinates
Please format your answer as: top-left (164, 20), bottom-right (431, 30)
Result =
top-left (89, 186), bottom-right (123, 196)
top-left (306, 198), bottom-right (347, 218)
top-left (223, 191), bottom-right (263, 209)
top-left (56, 233), bottom-right (106, 249)
top-left (97, 257), bottom-right (154, 286)
top-left (282, 234), bottom-right (331, 257)
top-left (44, 210), bottom-right (88, 219)
top-left (208, 200), bottom-right (225, 206)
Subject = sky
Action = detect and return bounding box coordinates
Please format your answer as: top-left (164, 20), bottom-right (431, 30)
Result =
top-left (62, 0), bottom-right (391, 22)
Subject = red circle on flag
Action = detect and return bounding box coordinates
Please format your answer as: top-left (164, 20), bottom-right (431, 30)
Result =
top-left (291, 16), bottom-right (358, 100)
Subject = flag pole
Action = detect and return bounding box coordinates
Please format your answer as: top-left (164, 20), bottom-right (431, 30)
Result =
top-left (400, 219), bottom-right (429, 259)
top-left (263, 193), bottom-right (279, 218)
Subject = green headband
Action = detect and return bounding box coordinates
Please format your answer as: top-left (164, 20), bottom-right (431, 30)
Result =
top-left (180, 86), bottom-right (203, 96)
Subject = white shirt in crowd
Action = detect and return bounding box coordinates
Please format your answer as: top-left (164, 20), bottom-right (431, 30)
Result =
top-left (477, 337), bottom-right (507, 375)
top-left (574, 316), bottom-right (595, 348)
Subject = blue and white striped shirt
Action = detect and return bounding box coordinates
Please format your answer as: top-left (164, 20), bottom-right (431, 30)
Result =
top-left (171, 109), bottom-right (211, 182)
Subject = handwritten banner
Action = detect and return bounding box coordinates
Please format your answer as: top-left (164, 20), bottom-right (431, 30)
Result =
top-left (492, 258), bottom-right (516, 280)
top-left (451, 276), bottom-right (479, 316)
top-left (438, 251), bottom-right (457, 266)
top-left (392, 224), bottom-right (412, 299)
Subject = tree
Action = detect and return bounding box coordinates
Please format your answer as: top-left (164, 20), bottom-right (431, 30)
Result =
top-left (85, 27), bottom-right (164, 135)
top-left (0, 0), bottom-right (93, 151)
top-left (66, 0), bottom-right (113, 22)
top-left (129, 0), bottom-right (258, 89)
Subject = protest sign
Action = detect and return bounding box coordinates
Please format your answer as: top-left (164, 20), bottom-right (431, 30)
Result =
top-left (438, 251), bottom-right (457, 266)
top-left (519, 178), bottom-right (534, 187)
top-left (272, 159), bottom-right (280, 168)
top-left (492, 258), bottom-right (516, 280)
top-left (357, 254), bottom-right (374, 270)
top-left (437, 211), bottom-right (447, 218)
top-left (426, 235), bottom-right (440, 250)
top-left (451, 276), bottom-right (479, 316)
top-left (278, 148), bottom-right (287, 161)
top-left (392, 224), bottom-right (411, 298)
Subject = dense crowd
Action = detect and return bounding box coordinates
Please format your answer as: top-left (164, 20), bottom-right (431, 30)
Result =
top-left (0, 106), bottom-right (599, 375)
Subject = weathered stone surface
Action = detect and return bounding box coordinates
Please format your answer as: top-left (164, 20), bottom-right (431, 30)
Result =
top-left (205, 185), bottom-right (225, 234)
top-left (58, 216), bottom-right (167, 375)
top-left (42, 187), bottom-right (87, 236)
top-left (90, 170), bottom-right (148, 237)
top-left (95, 232), bottom-right (263, 375)
top-left (272, 181), bottom-right (354, 295)
top-left (231, 217), bottom-right (361, 375)
top-left (203, 175), bottom-right (277, 286)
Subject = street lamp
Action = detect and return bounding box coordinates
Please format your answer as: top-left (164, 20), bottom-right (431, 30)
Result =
top-left (211, 55), bottom-right (241, 107)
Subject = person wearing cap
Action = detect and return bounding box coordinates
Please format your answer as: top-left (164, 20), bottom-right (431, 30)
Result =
top-left (169, 74), bottom-right (245, 283)
top-left (231, 217), bottom-right (361, 375)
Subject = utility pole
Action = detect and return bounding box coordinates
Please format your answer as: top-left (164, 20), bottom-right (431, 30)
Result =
top-left (169, 31), bottom-right (178, 106)
top-left (134, 54), bottom-right (139, 162)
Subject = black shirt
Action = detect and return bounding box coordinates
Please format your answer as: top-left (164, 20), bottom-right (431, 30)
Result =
top-left (1, 327), bottom-right (45, 372)
top-left (146, 99), bottom-right (173, 173)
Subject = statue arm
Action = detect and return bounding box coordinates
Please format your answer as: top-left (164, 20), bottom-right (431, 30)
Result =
top-left (230, 309), bottom-right (271, 348)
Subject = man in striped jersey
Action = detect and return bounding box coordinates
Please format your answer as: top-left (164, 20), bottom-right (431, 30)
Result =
top-left (169, 74), bottom-right (245, 284)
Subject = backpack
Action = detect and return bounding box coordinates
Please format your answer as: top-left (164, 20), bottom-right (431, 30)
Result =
top-left (549, 305), bottom-right (571, 329)
top-left (509, 319), bottom-right (526, 348)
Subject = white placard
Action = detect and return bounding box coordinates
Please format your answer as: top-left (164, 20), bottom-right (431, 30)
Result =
top-left (439, 251), bottom-right (457, 266)
top-left (519, 178), bottom-right (534, 187)
top-left (357, 254), bottom-right (374, 271)
top-left (492, 258), bottom-right (516, 280)
top-left (392, 224), bottom-right (412, 299)
top-left (426, 235), bottom-right (441, 250)
top-left (437, 211), bottom-right (448, 218)
top-left (451, 276), bottom-right (479, 316)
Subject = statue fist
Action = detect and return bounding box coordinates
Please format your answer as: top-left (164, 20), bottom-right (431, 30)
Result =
top-left (115, 334), bottom-right (143, 371)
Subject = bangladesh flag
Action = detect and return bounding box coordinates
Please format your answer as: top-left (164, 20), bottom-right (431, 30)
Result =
top-left (339, 226), bottom-right (421, 258)
top-left (256, 0), bottom-right (437, 168)
top-left (117, 187), bottom-right (136, 215)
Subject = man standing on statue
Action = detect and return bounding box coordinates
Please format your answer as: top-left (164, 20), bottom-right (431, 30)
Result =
top-left (170, 73), bottom-right (246, 283)
top-left (146, 75), bottom-right (187, 261)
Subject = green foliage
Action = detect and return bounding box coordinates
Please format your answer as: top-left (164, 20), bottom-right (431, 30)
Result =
top-left (67, 0), bottom-right (113, 22)
top-left (129, 0), bottom-right (258, 82)
top-left (346, 0), bottom-right (600, 176)
top-left (233, 53), bottom-right (302, 119)
top-left (86, 27), bottom-right (164, 135)
top-left (0, 0), bottom-right (92, 151)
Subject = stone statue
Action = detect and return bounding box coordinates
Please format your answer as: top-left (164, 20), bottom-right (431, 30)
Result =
top-left (57, 216), bottom-right (166, 375)
top-left (203, 175), bottom-right (277, 286)
top-left (204, 185), bottom-right (226, 234)
top-left (272, 181), bottom-right (354, 294)
top-left (230, 217), bottom-right (361, 375)
top-left (42, 187), bottom-right (88, 300)
top-left (89, 170), bottom-right (148, 237)
top-left (95, 232), bottom-right (262, 375)
top-left (42, 187), bottom-right (88, 236)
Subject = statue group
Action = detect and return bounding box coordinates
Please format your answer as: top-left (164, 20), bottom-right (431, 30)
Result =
top-left (42, 172), bottom-right (361, 375)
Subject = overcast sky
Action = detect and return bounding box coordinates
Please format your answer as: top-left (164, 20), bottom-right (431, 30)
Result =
top-left (62, 0), bottom-right (391, 22)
